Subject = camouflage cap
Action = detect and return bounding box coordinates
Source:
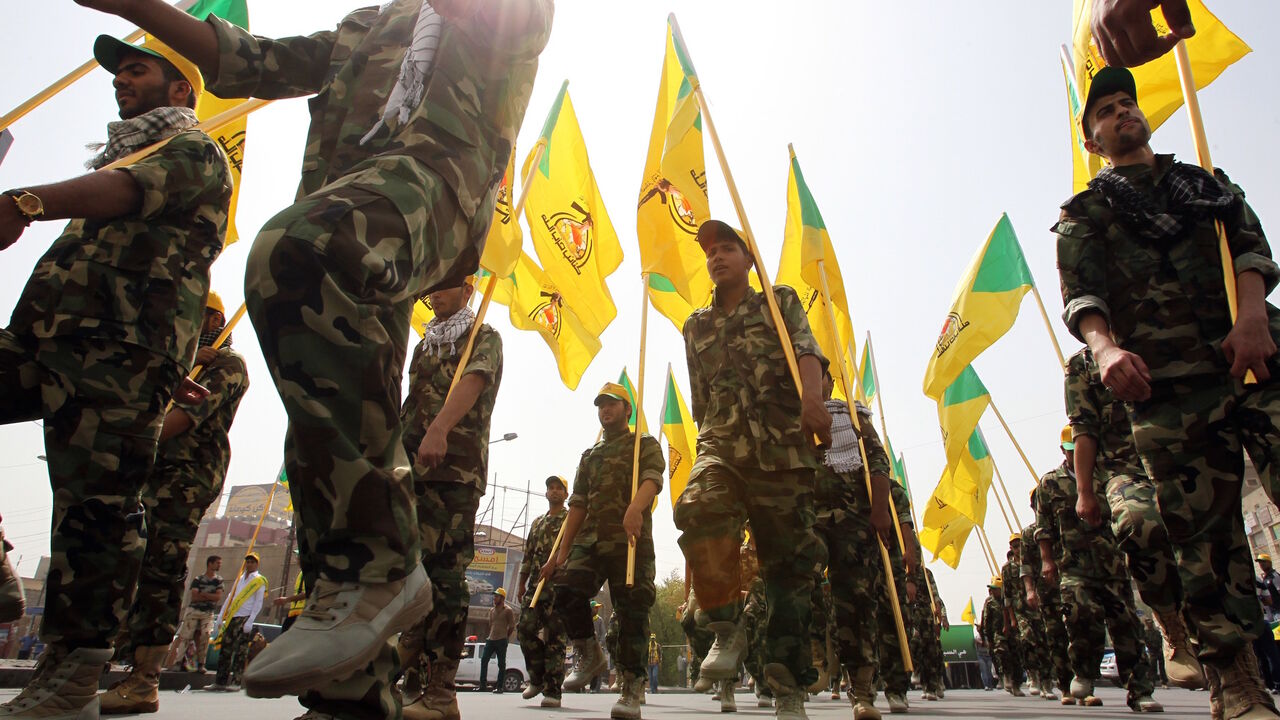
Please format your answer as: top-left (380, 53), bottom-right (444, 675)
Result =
top-left (594, 382), bottom-right (630, 406)
top-left (1080, 65), bottom-right (1137, 137)
top-left (94, 35), bottom-right (205, 99)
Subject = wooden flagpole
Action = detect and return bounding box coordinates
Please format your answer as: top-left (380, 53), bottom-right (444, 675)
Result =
top-left (626, 276), bottom-right (653, 586)
top-left (988, 454), bottom-right (1022, 532)
top-left (1030, 286), bottom-right (1068, 371)
top-left (816, 261), bottom-right (912, 671)
top-left (165, 301), bottom-right (246, 412)
top-left (1172, 40), bottom-right (1253, 384)
top-left (529, 519), bottom-right (568, 608)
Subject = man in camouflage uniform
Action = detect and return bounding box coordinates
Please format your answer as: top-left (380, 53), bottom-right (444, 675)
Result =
top-left (906, 565), bottom-right (947, 702)
top-left (874, 480), bottom-right (917, 713)
top-left (397, 277), bottom-right (503, 720)
top-left (516, 476), bottom-right (569, 707)
top-left (80, 0), bottom-right (554, 714)
top-left (1066, 347), bottom-right (1204, 689)
top-left (1019, 514), bottom-right (1071, 702)
top-left (978, 578), bottom-right (1005, 688)
top-left (998, 539), bottom-right (1027, 696)
top-left (1005, 528), bottom-right (1051, 700)
top-left (1056, 65), bottom-right (1280, 719)
top-left (1036, 433), bottom-right (1160, 711)
top-left (0, 32), bottom-right (229, 718)
top-left (675, 220), bottom-right (830, 720)
top-left (541, 383), bottom-right (664, 719)
top-left (102, 291), bottom-right (250, 714)
top-left (810, 368), bottom-right (894, 718)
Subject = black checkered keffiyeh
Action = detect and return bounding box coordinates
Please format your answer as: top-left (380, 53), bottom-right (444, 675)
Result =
top-left (1088, 160), bottom-right (1237, 241)
top-left (87, 106), bottom-right (199, 170)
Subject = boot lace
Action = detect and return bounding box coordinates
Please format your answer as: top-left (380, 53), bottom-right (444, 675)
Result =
top-left (300, 580), bottom-right (358, 622)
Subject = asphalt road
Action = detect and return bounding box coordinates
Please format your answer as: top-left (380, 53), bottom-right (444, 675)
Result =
top-left (0, 683), bottom-right (1218, 719)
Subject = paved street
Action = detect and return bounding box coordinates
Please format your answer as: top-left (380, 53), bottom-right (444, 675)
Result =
top-left (0, 684), bottom-right (1215, 719)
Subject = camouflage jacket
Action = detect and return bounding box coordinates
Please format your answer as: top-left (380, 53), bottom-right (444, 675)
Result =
top-left (813, 401), bottom-right (890, 519)
top-left (519, 508), bottom-right (565, 599)
top-left (980, 592), bottom-right (1003, 644)
top-left (1018, 521), bottom-right (1057, 594)
top-left (682, 286), bottom-right (827, 472)
top-left (158, 345), bottom-right (249, 474)
top-left (1000, 559), bottom-right (1024, 611)
top-left (1064, 348), bottom-right (1145, 480)
top-left (569, 428), bottom-right (664, 552)
top-left (886, 481), bottom-right (913, 563)
top-left (205, 0), bottom-right (552, 260)
top-left (400, 323), bottom-right (502, 491)
top-left (1055, 154), bottom-right (1280, 381)
top-left (1035, 464), bottom-right (1125, 582)
top-left (10, 131), bottom-right (231, 369)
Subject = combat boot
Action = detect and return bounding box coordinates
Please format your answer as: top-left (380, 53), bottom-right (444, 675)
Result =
top-left (719, 679), bottom-right (737, 713)
top-left (694, 673), bottom-right (715, 693)
top-left (99, 645), bottom-right (168, 714)
top-left (1153, 609), bottom-right (1206, 689)
top-left (1208, 664), bottom-right (1224, 720)
top-left (1004, 675), bottom-right (1024, 697)
top-left (701, 622), bottom-right (747, 680)
top-left (610, 672), bottom-right (643, 720)
top-left (885, 691), bottom-right (909, 713)
top-left (848, 666), bottom-right (881, 720)
top-left (1217, 645), bottom-right (1280, 720)
top-left (0, 645), bottom-right (113, 719)
top-left (806, 640), bottom-right (829, 694)
top-left (563, 638), bottom-right (606, 692)
top-left (1129, 694), bottom-right (1163, 713)
top-left (764, 664), bottom-right (808, 720)
top-left (1037, 678), bottom-right (1057, 700)
top-left (403, 659), bottom-right (459, 720)
top-left (521, 681), bottom-right (542, 700)
top-left (755, 686), bottom-right (773, 707)
top-left (0, 534), bottom-right (23, 624)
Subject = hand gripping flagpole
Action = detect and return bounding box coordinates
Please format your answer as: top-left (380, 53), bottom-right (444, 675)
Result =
top-left (816, 260), bottom-right (912, 671)
top-left (165, 301), bottom-right (246, 412)
top-left (1172, 40), bottom-right (1254, 385)
top-left (530, 518), bottom-right (568, 608)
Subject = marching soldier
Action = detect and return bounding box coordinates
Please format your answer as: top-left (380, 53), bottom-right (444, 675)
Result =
top-left (516, 476), bottom-right (570, 707)
top-left (541, 383), bottom-right (664, 719)
top-left (1019, 514), bottom-right (1071, 702)
top-left (998, 539), bottom-right (1027, 697)
top-left (874, 480), bottom-right (918, 713)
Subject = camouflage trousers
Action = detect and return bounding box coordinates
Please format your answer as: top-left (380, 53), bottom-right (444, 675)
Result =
top-left (813, 511), bottom-right (882, 672)
top-left (1128, 374), bottom-right (1280, 666)
top-left (552, 541), bottom-right (656, 676)
top-left (907, 600), bottom-right (943, 691)
top-left (741, 583), bottom-right (768, 693)
top-left (993, 622), bottom-right (1023, 682)
top-left (245, 177), bottom-right (475, 585)
top-left (875, 552), bottom-right (911, 695)
top-left (399, 479), bottom-right (481, 694)
top-left (681, 590), bottom-right (714, 685)
top-left (215, 616), bottom-right (253, 685)
top-left (0, 330), bottom-right (180, 648)
top-left (172, 609), bottom-right (215, 670)
top-left (1060, 575), bottom-right (1155, 705)
top-left (517, 586), bottom-right (566, 696)
top-left (1014, 608), bottom-right (1050, 684)
top-left (1105, 473), bottom-right (1182, 616)
top-left (674, 460), bottom-right (823, 686)
top-left (124, 459), bottom-right (226, 648)
top-left (1034, 586), bottom-right (1073, 689)
top-left (246, 175), bottom-right (473, 720)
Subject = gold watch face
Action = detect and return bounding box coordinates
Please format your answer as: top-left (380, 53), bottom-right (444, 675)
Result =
top-left (15, 193), bottom-right (42, 217)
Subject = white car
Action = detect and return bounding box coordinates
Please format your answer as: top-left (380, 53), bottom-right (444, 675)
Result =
top-left (455, 641), bottom-right (527, 693)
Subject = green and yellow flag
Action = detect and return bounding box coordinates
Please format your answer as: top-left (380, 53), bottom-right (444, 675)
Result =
top-left (169, 0), bottom-right (248, 245)
top-left (480, 146), bottom-right (523, 278)
top-left (936, 428), bottom-right (994, 525)
top-left (937, 365), bottom-right (991, 468)
top-left (858, 340), bottom-right (877, 403)
top-left (637, 15), bottom-right (711, 313)
top-left (1071, 0), bottom-right (1249, 137)
top-left (961, 597), bottom-right (976, 624)
top-left (617, 368), bottom-right (649, 433)
top-left (919, 492), bottom-right (974, 570)
top-left (647, 272), bottom-right (708, 335)
top-left (523, 82), bottom-right (620, 338)
top-left (661, 365), bottom-right (698, 508)
top-left (777, 147), bottom-right (857, 400)
top-left (490, 253), bottom-right (601, 390)
top-left (896, 453), bottom-right (910, 500)
top-left (1061, 49), bottom-right (1103, 194)
top-left (922, 214), bottom-right (1034, 400)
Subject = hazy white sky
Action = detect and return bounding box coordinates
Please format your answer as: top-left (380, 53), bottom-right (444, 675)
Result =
top-left (2, 1), bottom-right (1279, 621)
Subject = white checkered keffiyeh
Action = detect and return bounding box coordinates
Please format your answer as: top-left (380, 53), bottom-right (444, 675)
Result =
top-left (87, 106), bottom-right (199, 170)
top-left (361, 0), bottom-right (443, 145)
top-left (824, 399), bottom-right (864, 474)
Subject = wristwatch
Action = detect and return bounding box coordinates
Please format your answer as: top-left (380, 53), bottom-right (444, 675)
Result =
top-left (3, 190), bottom-right (44, 224)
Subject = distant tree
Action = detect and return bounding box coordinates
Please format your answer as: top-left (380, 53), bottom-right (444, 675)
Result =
top-left (648, 567), bottom-right (688, 686)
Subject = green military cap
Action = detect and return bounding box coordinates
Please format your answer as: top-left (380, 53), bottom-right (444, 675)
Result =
top-left (1080, 65), bottom-right (1137, 137)
top-left (94, 35), bottom-right (205, 99)
top-left (594, 382), bottom-right (630, 406)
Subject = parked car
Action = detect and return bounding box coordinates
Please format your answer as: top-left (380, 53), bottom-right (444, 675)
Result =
top-left (1100, 649), bottom-right (1123, 687)
top-left (455, 641), bottom-right (527, 693)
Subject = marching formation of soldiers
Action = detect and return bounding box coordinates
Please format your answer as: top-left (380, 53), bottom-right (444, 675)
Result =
top-left (0, 2), bottom-right (1276, 720)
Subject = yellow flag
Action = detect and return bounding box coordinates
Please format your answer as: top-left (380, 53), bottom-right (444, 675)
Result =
top-left (647, 272), bottom-right (709, 334)
top-left (919, 492), bottom-right (975, 570)
top-left (480, 146), bottom-right (523, 278)
top-left (1061, 49), bottom-right (1104, 194)
top-left (523, 82), bottom-right (621, 338)
top-left (410, 298), bottom-right (436, 338)
top-left (1071, 0), bottom-right (1249, 135)
top-left (961, 597), bottom-right (976, 624)
top-left (937, 366), bottom-right (991, 469)
top-left (921, 214), bottom-right (1034, 400)
top-left (935, 429), bottom-right (993, 526)
top-left (660, 365), bottom-right (698, 508)
top-left (636, 16), bottom-right (712, 311)
top-left (489, 253), bottom-right (600, 390)
top-left (776, 147), bottom-right (857, 400)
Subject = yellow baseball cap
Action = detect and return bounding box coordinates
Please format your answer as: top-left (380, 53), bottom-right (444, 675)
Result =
top-left (244, 552), bottom-right (260, 562)
top-left (988, 576), bottom-right (1003, 589)
top-left (594, 382), bottom-right (630, 406)
top-left (1009, 533), bottom-right (1021, 544)
top-left (1260, 554), bottom-right (1273, 563)
top-left (206, 291), bottom-right (225, 315)
top-left (494, 588), bottom-right (506, 597)
top-left (1061, 425), bottom-right (1075, 451)
top-left (93, 35), bottom-right (205, 100)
